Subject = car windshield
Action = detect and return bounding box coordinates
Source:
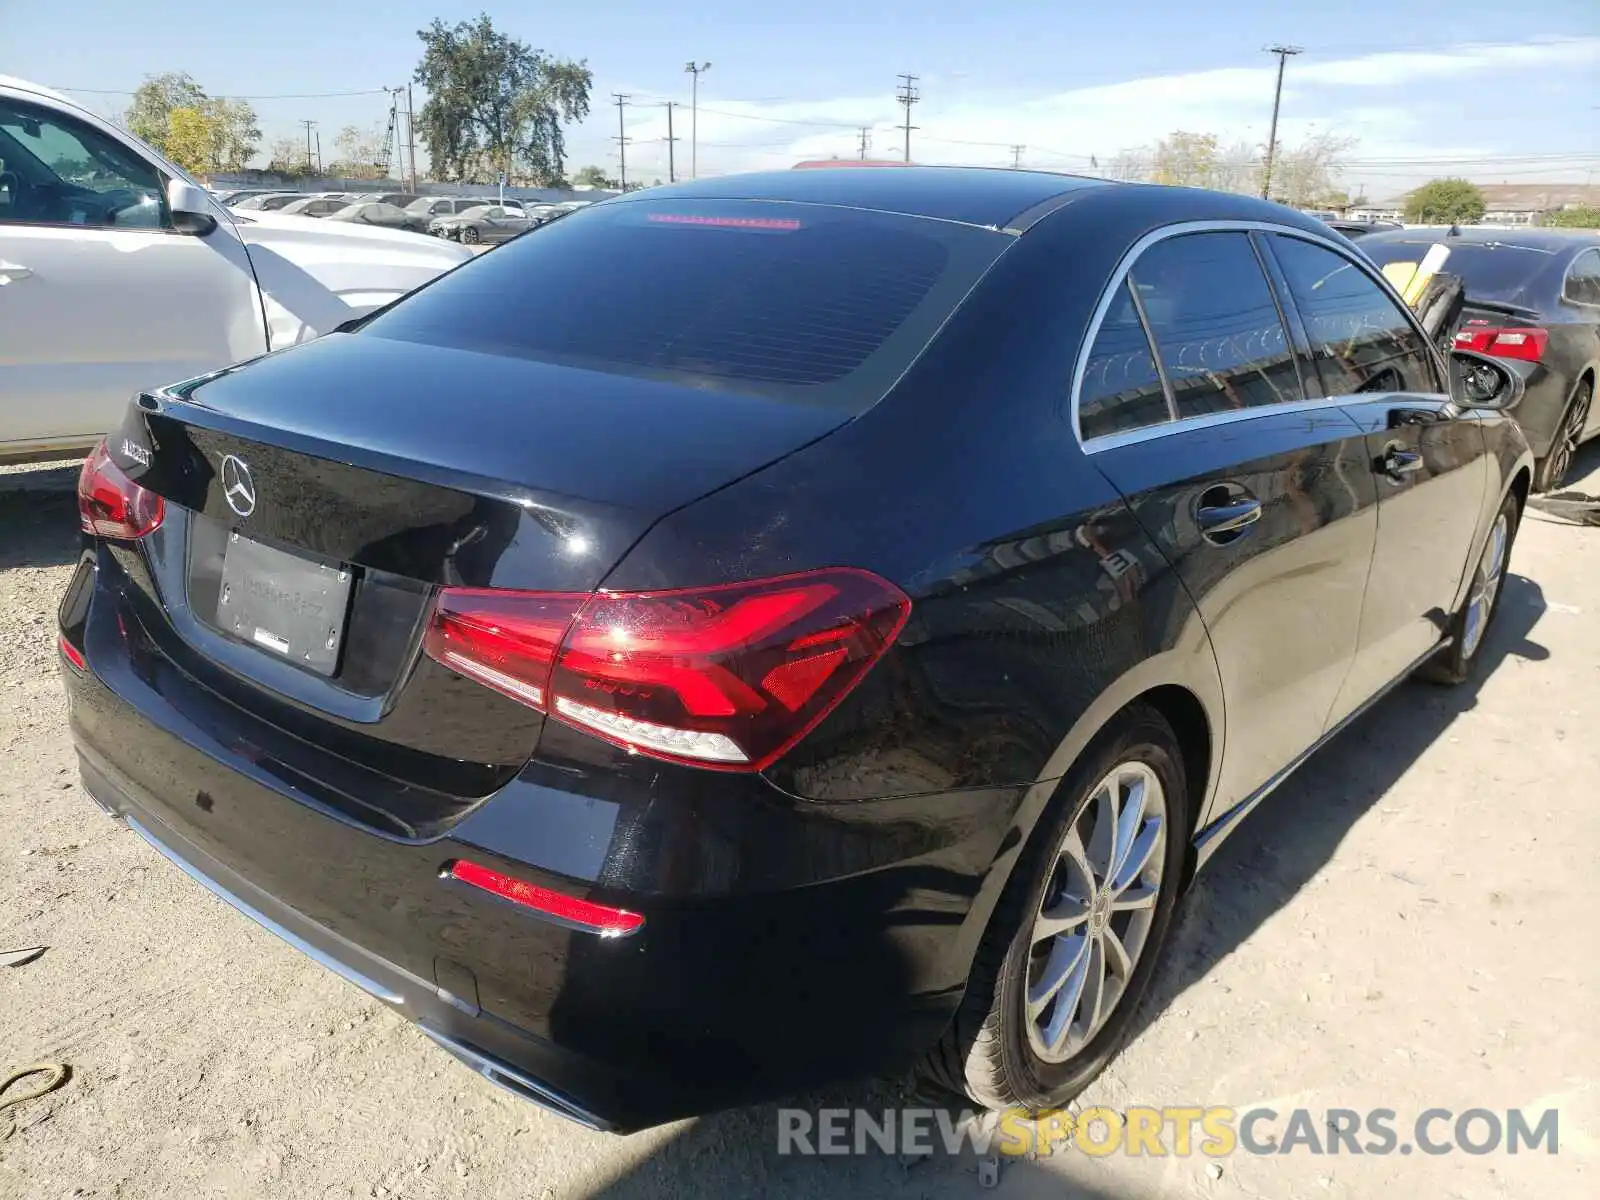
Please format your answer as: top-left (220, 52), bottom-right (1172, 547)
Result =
top-left (1360, 238), bottom-right (1559, 303)
top-left (360, 197), bottom-right (1010, 411)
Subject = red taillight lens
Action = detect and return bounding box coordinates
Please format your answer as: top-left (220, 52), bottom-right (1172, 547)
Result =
top-left (1453, 325), bottom-right (1548, 363)
top-left (423, 568), bottom-right (910, 771)
top-left (77, 440), bottom-right (164, 539)
top-left (446, 859), bottom-right (643, 936)
top-left (58, 634), bottom-right (86, 671)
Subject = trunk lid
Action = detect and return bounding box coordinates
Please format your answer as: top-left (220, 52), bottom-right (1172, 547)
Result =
top-left (114, 333), bottom-right (846, 828)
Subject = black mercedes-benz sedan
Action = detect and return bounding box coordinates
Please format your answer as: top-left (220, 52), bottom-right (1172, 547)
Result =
top-left (60, 167), bottom-right (1532, 1132)
top-left (1359, 226), bottom-right (1600, 491)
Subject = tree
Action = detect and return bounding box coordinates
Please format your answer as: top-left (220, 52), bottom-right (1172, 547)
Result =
top-left (205, 98), bottom-right (260, 172)
top-left (331, 125), bottom-right (387, 179)
top-left (413, 13), bottom-right (593, 185)
top-left (1150, 132), bottom-right (1224, 188)
top-left (1542, 205), bottom-right (1600, 229)
top-left (572, 164), bottom-right (610, 187)
top-left (267, 136), bottom-right (307, 175)
top-left (1267, 131), bottom-right (1356, 209)
top-left (126, 72), bottom-right (207, 152)
top-left (1406, 178), bottom-right (1486, 225)
top-left (125, 74), bottom-right (259, 171)
top-left (165, 106), bottom-right (219, 175)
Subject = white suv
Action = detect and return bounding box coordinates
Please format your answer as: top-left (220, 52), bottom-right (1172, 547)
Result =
top-left (0, 76), bottom-right (472, 464)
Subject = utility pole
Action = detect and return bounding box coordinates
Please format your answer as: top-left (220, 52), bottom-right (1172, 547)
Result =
top-left (857, 127), bottom-right (871, 161)
top-left (663, 102), bottom-right (680, 183)
top-left (300, 119), bottom-right (316, 171)
top-left (405, 84), bottom-right (418, 190)
top-left (895, 74), bottom-right (919, 164)
top-left (1261, 44), bottom-right (1302, 201)
top-left (684, 62), bottom-right (711, 179)
top-left (613, 93), bottom-right (632, 191)
top-left (1010, 144), bottom-right (1025, 169)
top-left (314, 128), bottom-right (322, 174)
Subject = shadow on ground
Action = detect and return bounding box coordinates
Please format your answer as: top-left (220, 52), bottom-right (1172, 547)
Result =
top-left (0, 466), bottom-right (83, 570)
top-left (578, 572), bottom-right (1550, 1200)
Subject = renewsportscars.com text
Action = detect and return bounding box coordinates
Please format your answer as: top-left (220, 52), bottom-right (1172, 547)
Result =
top-left (777, 1106), bottom-right (1560, 1158)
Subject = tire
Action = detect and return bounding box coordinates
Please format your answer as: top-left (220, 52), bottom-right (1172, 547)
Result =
top-left (919, 704), bottom-right (1189, 1112)
top-left (461, 226), bottom-right (481, 245)
top-left (1418, 489), bottom-right (1521, 686)
top-left (1533, 379), bottom-right (1592, 494)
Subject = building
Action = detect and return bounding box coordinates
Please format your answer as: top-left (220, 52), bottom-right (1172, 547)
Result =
top-left (1356, 183), bottom-right (1600, 226)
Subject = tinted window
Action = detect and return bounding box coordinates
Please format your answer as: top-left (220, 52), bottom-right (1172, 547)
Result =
top-left (1271, 235), bottom-right (1439, 395)
top-left (1564, 249), bottom-right (1600, 306)
top-left (1078, 281), bottom-right (1169, 440)
top-left (0, 98), bottom-right (167, 229)
top-left (1132, 232), bottom-right (1302, 419)
top-left (1358, 238), bottom-right (1555, 305)
top-left (362, 199), bottom-right (1008, 409)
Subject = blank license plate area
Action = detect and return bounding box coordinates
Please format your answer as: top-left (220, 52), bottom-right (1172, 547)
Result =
top-left (217, 535), bottom-right (353, 676)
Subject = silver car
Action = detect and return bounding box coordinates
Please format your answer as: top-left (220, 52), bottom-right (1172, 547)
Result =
top-left (428, 204), bottom-right (531, 245)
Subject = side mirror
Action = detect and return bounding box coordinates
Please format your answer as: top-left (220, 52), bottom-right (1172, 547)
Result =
top-left (1449, 349), bottom-right (1526, 410)
top-left (166, 180), bottom-right (218, 236)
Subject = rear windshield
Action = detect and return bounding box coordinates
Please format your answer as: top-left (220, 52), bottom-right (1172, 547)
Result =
top-left (360, 198), bottom-right (1009, 409)
top-left (1359, 239), bottom-right (1556, 303)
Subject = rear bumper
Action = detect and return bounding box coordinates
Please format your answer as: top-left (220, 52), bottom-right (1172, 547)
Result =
top-left (59, 550), bottom-right (993, 1130)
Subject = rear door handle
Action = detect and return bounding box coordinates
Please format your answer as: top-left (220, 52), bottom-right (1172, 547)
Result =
top-left (1196, 499), bottom-right (1262, 538)
top-left (0, 261), bottom-right (34, 285)
top-left (1379, 445), bottom-right (1423, 479)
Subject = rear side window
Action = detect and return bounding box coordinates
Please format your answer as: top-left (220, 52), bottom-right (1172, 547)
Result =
top-left (1131, 232), bottom-right (1303, 419)
top-left (1360, 239), bottom-right (1554, 305)
top-left (1271, 235), bottom-right (1440, 395)
top-left (361, 199), bottom-right (1008, 410)
top-left (1078, 281), bottom-right (1170, 440)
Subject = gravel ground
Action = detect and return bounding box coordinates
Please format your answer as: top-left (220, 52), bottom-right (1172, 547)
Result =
top-left (1, 450), bottom-right (1595, 1199)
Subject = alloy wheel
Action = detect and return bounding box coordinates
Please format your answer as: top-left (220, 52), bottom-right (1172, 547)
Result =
top-left (1546, 386), bottom-right (1592, 491)
top-left (1460, 513), bottom-right (1509, 661)
top-left (1025, 761), bottom-right (1167, 1064)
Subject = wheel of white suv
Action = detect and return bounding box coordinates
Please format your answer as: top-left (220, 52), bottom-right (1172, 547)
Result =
top-left (920, 704), bottom-right (1189, 1111)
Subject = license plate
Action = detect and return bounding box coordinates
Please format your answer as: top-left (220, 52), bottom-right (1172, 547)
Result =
top-left (217, 534), bottom-right (353, 676)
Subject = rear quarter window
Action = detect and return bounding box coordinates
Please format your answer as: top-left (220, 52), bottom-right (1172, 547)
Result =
top-left (360, 198), bottom-right (1009, 411)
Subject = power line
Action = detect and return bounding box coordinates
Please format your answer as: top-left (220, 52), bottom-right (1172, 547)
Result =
top-left (1260, 44), bottom-right (1303, 200)
top-left (896, 74), bottom-right (920, 163)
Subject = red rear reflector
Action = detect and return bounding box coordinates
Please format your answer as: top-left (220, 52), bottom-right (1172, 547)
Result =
top-left (78, 440), bottom-right (164, 539)
top-left (645, 213), bottom-right (802, 230)
top-left (1453, 326), bottom-right (1547, 363)
top-left (423, 568), bottom-right (910, 771)
top-left (58, 634), bottom-right (86, 672)
top-left (445, 859), bottom-right (643, 936)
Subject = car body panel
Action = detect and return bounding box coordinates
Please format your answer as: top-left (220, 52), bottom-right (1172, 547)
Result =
top-left (58, 169), bottom-right (1531, 1131)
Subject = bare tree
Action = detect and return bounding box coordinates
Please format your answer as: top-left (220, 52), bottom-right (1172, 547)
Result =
top-left (1105, 147), bottom-right (1152, 182)
top-left (1264, 131), bottom-right (1356, 208)
top-left (331, 125), bottom-right (386, 180)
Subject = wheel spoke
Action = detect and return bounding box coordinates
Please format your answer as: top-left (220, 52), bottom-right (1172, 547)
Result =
top-left (1034, 895), bottom-right (1092, 941)
top-left (1110, 883), bottom-right (1158, 912)
top-left (1109, 773), bottom-right (1147, 882)
top-left (1027, 933), bottom-right (1088, 1018)
top-left (1076, 937), bottom-right (1109, 1039)
top-left (1103, 926), bottom-right (1134, 981)
top-left (1037, 940), bottom-right (1093, 1052)
top-left (1111, 817), bottom-right (1162, 893)
top-left (1087, 781), bottom-right (1119, 883)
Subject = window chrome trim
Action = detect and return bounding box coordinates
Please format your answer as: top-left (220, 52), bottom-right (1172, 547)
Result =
top-left (1071, 218), bottom-right (1447, 451)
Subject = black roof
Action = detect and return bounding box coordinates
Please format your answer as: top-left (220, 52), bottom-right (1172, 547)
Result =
top-left (610, 166), bottom-right (1113, 230)
top-left (610, 167), bottom-right (1346, 240)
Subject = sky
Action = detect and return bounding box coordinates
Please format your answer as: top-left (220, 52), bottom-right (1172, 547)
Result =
top-left (3, 1), bottom-right (1597, 200)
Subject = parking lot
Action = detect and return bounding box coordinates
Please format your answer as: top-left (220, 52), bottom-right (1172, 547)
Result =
top-left (2, 449), bottom-right (1595, 1200)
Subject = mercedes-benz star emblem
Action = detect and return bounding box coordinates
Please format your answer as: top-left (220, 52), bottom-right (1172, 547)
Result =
top-left (220, 454), bottom-right (256, 518)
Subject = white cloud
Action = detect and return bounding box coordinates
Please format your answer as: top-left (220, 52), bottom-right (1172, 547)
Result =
top-left (584, 38), bottom-right (1600, 189)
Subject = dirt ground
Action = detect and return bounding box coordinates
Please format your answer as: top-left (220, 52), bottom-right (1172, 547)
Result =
top-left (2, 451), bottom-right (1595, 1200)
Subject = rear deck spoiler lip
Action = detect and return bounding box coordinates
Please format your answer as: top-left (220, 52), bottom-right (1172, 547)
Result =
top-left (1459, 296), bottom-right (1543, 322)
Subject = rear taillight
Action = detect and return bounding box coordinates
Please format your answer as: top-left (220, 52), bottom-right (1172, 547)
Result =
top-left (423, 568), bottom-right (911, 771)
top-left (445, 859), bottom-right (643, 936)
top-left (77, 440), bottom-right (164, 539)
top-left (1453, 325), bottom-right (1548, 363)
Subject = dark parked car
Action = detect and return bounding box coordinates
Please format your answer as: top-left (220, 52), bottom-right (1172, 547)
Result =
top-left (1325, 218), bottom-right (1402, 239)
top-left (1360, 227), bottom-right (1600, 490)
top-left (61, 169), bottom-right (1532, 1133)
